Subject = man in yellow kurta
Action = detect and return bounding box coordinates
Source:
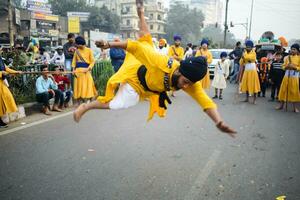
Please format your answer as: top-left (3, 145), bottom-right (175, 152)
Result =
top-left (276, 43), bottom-right (300, 112)
top-left (239, 40), bottom-right (261, 104)
top-left (72, 36), bottom-right (97, 104)
top-left (168, 35), bottom-right (184, 62)
top-left (0, 56), bottom-right (22, 128)
top-left (195, 39), bottom-right (213, 89)
top-left (73, 0), bottom-right (236, 136)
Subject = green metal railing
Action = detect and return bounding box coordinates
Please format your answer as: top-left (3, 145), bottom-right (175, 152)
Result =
top-left (7, 61), bottom-right (114, 104)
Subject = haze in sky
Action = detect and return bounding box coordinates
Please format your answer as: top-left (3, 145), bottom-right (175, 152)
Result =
top-left (164, 0), bottom-right (300, 42)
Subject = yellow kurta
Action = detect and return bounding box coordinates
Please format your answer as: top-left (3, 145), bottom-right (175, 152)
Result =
top-left (0, 68), bottom-right (18, 116)
top-left (278, 55), bottom-right (300, 102)
top-left (72, 47), bottom-right (97, 99)
top-left (239, 50), bottom-right (260, 94)
top-left (195, 49), bottom-right (213, 89)
top-left (97, 34), bottom-right (217, 121)
top-left (168, 45), bottom-right (184, 61)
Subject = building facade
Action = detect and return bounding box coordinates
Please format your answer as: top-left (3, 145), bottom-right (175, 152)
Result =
top-left (145, 0), bottom-right (166, 39)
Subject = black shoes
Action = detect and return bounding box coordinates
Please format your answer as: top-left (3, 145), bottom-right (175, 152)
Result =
top-left (0, 120), bottom-right (8, 128)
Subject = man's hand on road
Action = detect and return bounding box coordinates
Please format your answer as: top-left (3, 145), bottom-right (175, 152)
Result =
top-left (216, 121), bottom-right (237, 138)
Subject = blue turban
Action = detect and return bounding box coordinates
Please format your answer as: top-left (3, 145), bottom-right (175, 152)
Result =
top-left (75, 36), bottom-right (86, 45)
top-left (245, 40), bottom-right (254, 48)
top-left (200, 39), bottom-right (209, 46)
top-left (291, 43), bottom-right (300, 52)
top-left (220, 52), bottom-right (228, 58)
top-left (173, 34), bottom-right (182, 41)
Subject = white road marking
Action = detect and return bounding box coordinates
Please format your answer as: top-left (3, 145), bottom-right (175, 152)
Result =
top-left (184, 150), bottom-right (221, 200)
top-left (0, 112), bottom-right (73, 136)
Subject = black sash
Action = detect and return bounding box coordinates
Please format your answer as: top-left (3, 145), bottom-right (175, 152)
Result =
top-left (137, 65), bottom-right (172, 109)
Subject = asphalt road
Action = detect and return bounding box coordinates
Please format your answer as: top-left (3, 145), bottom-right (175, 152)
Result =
top-left (1, 84), bottom-right (299, 200)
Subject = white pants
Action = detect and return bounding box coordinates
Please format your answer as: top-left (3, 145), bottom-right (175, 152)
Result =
top-left (109, 83), bottom-right (140, 110)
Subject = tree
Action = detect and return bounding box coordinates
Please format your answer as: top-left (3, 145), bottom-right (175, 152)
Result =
top-left (201, 24), bottom-right (237, 49)
top-left (165, 3), bottom-right (204, 45)
top-left (48, 0), bottom-right (120, 33)
top-left (48, 0), bottom-right (88, 16)
top-left (82, 6), bottom-right (120, 33)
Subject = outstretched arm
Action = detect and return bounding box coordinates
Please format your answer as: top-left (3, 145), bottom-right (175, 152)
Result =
top-left (136, 0), bottom-right (150, 38)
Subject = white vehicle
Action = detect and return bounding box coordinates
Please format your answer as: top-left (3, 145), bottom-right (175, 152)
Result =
top-left (209, 49), bottom-right (233, 78)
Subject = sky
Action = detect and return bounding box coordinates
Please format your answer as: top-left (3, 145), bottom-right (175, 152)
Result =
top-left (164, 0), bottom-right (300, 42)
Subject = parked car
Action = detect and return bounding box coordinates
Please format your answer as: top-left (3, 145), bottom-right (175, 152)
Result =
top-left (208, 49), bottom-right (233, 78)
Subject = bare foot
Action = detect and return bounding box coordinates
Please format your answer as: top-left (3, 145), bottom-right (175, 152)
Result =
top-left (242, 99), bottom-right (249, 103)
top-left (73, 103), bottom-right (87, 123)
top-left (275, 106), bottom-right (283, 110)
top-left (294, 108), bottom-right (299, 113)
top-left (253, 100), bottom-right (257, 105)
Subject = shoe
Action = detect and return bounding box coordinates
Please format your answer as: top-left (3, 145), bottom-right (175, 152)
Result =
top-left (212, 95), bottom-right (218, 99)
top-left (268, 99), bottom-right (275, 102)
top-left (219, 96), bottom-right (223, 100)
top-left (0, 121), bottom-right (8, 128)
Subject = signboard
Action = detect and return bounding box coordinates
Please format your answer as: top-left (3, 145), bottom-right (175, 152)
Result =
top-left (67, 12), bottom-right (90, 22)
top-left (68, 17), bottom-right (80, 33)
top-left (27, 0), bottom-right (52, 14)
top-left (15, 8), bottom-right (20, 25)
top-left (49, 30), bottom-right (59, 37)
top-left (32, 13), bottom-right (59, 22)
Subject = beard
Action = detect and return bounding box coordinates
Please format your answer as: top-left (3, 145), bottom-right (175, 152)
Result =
top-left (171, 73), bottom-right (181, 90)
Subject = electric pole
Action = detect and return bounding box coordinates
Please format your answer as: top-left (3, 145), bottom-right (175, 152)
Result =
top-left (8, 0), bottom-right (14, 48)
top-left (249, 0), bottom-right (254, 39)
top-left (223, 0), bottom-right (229, 48)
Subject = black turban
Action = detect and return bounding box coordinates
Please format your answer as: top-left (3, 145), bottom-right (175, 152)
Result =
top-left (291, 43), bottom-right (300, 52)
top-left (179, 56), bottom-right (208, 83)
top-left (75, 36), bottom-right (86, 45)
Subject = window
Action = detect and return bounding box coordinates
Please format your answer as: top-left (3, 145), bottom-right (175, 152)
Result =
top-left (150, 24), bottom-right (153, 30)
top-left (21, 20), bottom-right (30, 30)
top-left (126, 20), bottom-right (130, 25)
top-left (158, 25), bottom-right (161, 31)
top-left (157, 14), bottom-right (161, 20)
top-left (158, 2), bottom-right (162, 9)
top-left (150, 13), bottom-right (153, 20)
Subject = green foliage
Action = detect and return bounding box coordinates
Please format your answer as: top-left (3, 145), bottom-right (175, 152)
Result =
top-left (92, 61), bottom-right (114, 96)
top-left (165, 3), bottom-right (204, 45)
top-left (48, 0), bottom-right (120, 33)
top-left (201, 24), bottom-right (237, 49)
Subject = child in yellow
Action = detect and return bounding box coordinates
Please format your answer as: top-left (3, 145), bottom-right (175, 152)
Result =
top-left (73, 1), bottom-right (236, 137)
top-left (276, 43), bottom-right (300, 113)
top-left (0, 57), bottom-right (22, 128)
top-left (168, 35), bottom-right (184, 62)
top-left (72, 36), bottom-right (97, 104)
top-left (239, 40), bottom-right (260, 104)
top-left (195, 39), bottom-right (213, 89)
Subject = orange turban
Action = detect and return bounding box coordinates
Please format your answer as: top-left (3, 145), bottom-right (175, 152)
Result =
top-left (278, 36), bottom-right (288, 47)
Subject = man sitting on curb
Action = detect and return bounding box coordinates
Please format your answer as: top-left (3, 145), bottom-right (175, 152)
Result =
top-left (36, 65), bottom-right (63, 115)
top-left (53, 65), bottom-right (73, 109)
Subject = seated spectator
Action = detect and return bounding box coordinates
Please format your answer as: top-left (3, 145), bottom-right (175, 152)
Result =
top-left (36, 65), bottom-right (63, 115)
top-left (49, 46), bottom-right (65, 67)
top-left (53, 66), bottom-right (73, 109)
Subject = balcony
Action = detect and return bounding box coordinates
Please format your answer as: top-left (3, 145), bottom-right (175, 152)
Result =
top-left (120, 24), bottom-right (139, 31)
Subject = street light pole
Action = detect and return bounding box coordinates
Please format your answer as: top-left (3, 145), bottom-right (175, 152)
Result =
top-left (223, 0), bottom-right (229, 47)
top-left (249, 0), bottom-right (254, 39)
top-left (8, 0), bottom-right (14, 48)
